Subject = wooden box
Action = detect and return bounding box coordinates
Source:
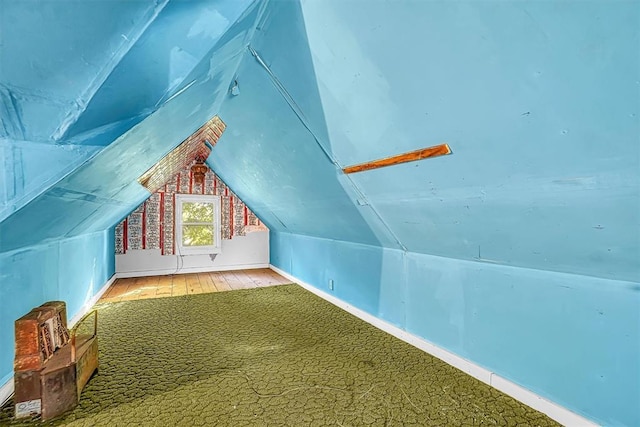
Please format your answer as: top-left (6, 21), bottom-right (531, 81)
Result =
top-left (14, 302), bottom-right (98, 421)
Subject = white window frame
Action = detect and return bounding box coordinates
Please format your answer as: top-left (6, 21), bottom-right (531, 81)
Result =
top-left (175, 194), bottom-right (222, 255)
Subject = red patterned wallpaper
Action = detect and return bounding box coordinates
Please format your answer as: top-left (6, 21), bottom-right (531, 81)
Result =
top-left (115, 163), bottom-right (265, 255)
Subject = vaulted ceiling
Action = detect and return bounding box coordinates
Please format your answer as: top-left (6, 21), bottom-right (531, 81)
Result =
top-left (0, 0), bottom-right (263, 249)
top-left (1, 0), bottom-right (638, 285)
top-left (212, 0), bottom-right (640, 283)
top-left (0, 3), bottom-right (638, 426)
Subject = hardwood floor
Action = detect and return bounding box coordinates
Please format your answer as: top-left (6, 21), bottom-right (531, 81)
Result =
top-left (99, 268), bottom-right (291, 303)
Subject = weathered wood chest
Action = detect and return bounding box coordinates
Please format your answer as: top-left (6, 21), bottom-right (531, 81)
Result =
top-left (14, 301), bottom-right (98, 421)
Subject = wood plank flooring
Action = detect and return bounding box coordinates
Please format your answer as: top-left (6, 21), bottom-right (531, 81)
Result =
top-left (99, 268), bottom-right (291, 303)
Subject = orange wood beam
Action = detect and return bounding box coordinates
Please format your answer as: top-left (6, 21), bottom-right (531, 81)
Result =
top-left (342, 143), bottom-right (452, 174)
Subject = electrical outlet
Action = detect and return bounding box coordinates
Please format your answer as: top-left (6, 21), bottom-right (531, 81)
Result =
top-left (328, 279), bottom-right (334, 290)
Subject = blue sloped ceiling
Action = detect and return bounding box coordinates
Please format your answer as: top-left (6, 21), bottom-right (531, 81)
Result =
top-left (215, 0), bottom-right (639, 283)
top-left (0, 0), bottom-right (165, 143)
top-left (0, 0), bottom-right (638, 425)
top-left (303, 0), bottom-right (639, 283)
top-left (0, 0), bottom-right (264, 251)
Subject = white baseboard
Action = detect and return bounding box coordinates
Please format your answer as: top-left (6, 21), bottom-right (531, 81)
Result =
top-left (115, 263), bottom-right (270, 279)
top-left (269, 265), bottom-right (598, 427)
top-left (0, 273), bottom-right (117, 408)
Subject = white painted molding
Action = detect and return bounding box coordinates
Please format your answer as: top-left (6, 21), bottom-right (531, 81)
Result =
top-left (0, 273), bottom-right (117, 408)
top-left (269, 265), bottom-right (599, 427)
top-left (115, 263), bottom-right (270, 279)
top-left (0, 377), bottom-right (14, 409)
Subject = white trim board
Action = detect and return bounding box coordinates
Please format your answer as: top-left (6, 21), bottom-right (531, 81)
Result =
top-left (269, 265), bottom-right (599, 427)
top-left (115, 263), bottom-right (270, 279)
top-left (0, 379), bottom-right (13, 411)
top-left (0, 274), bottom-right (116, 408)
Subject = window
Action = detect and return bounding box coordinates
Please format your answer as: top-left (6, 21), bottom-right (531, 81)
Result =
top-left (175, 195), bottom-right (221, 255)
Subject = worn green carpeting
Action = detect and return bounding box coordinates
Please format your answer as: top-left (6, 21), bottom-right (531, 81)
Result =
top-left (1, 284), bottom-right (558, 426)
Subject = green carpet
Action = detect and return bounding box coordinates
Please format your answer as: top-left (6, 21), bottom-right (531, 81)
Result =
top-left (1, 285), bottom-right (558, 426)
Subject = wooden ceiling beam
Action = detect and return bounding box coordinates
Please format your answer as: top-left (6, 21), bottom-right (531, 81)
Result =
top-left (342, 143), bottom-right (452, 174)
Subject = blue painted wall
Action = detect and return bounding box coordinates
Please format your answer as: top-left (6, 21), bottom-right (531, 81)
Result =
top-left (0, 230), bottom-right (115, 387)
top-left (297, 0), bottom-right (639, 283)
top-left (0, 0), bottom-right (638, 425)
top-left (210, 1), bottom-right (640, 425)
top-left (270, 232), bottom-right (639, 426)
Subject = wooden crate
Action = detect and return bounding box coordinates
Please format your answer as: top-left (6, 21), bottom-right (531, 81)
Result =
top-left (14, 302), bottom-right (98, 421)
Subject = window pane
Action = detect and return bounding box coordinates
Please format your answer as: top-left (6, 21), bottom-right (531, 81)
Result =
top-left (182, 202), bottom-right (214, 223)
top-left (182, 225), bottom-right (214, 246)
